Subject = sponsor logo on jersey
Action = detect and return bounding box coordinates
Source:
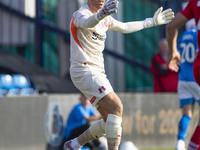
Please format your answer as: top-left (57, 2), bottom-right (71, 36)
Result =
top-left (92, 32), bottom-right (106, 41)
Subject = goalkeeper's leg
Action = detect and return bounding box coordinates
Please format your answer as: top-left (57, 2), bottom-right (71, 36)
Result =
top-left (64, 119), bottom-right (106, 150)
top-left (64, 92), bottom-right (123, 150)
top-left (77, 119), bottom-right (106, 146)
top-left (97, 92), bottom-right (123, 150)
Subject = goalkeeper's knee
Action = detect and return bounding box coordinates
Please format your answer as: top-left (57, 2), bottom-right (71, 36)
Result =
top-left (105, 114), bottom-right (122, 138)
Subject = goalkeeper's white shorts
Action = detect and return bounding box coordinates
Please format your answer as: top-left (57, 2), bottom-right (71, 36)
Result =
top-left (70, 64), bottom-right (113, 107)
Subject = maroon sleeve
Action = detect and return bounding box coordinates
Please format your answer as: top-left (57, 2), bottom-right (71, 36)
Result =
top-left (180, 0), bottom-right (194, 20)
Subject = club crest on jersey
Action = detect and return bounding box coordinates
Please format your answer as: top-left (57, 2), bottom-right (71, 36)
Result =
top-left (101, 21), bottom-right (107, 28)
top-left (98, 86), bottom-right (106, 93)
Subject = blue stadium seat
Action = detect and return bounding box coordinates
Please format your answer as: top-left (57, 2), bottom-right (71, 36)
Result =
top-left (0, 74), bottom-right (13, 90)
top-left (0, 74), bottom-right (21, 96)
top-left (7, 88), bottom-right (20, 96)
top-left (20, 88), bottom-right (37, 96)
top-left (12, 74), bottom-right (31, 89)
top-left (0, 89), bottom-right (7, 97)
top-left (0, 74), bottom-right (37, 96)
top-left (0, 74), bottom-right (13, 96)
top-left (12, 74), bottom-right (37, 96)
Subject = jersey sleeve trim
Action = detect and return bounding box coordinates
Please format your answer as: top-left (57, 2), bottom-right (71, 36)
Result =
top-left (70, 16), bottom-right (84, 51)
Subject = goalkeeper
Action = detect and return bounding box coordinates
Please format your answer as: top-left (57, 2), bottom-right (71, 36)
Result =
top-left (64, 0), bottom-right (174, 150)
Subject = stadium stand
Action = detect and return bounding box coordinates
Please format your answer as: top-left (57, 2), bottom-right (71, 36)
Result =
top-left (0, 50), bottom-right (78, 94)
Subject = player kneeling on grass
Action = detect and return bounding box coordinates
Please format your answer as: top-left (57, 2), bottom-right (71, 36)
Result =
top-left (64, 0), bottom-right (174, 150)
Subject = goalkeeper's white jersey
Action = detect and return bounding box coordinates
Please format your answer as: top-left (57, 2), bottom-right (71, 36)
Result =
top-left (70, 4), bottom-right (114, 72)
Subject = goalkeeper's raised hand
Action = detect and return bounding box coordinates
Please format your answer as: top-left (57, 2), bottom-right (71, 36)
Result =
top-left (153, 7), bottom-right (174, 26)
top-left (96, 0), bottom-right (119, 21)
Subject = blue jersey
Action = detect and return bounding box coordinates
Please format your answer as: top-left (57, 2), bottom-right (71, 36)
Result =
top-left (178, 28), bottom-right (198, 81)
top-left (63, 103), bottom-right (96, 138)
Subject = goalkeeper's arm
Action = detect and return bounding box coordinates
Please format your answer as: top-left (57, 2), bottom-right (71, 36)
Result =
top-left (109, 7), bottom-right (174, 34)
top-left (73, 0), bottom-right (118, 28)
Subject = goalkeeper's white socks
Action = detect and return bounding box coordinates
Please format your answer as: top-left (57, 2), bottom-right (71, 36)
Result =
top-left (70, 138), bottom-right (81, 149)
top-left (78, 119), bottom-right (105, 145)
top-left (70, 114), bottom-right (122, 150)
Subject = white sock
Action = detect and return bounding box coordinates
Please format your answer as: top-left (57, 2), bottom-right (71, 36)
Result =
top-left (71, 138), bottom-right (82, 149)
